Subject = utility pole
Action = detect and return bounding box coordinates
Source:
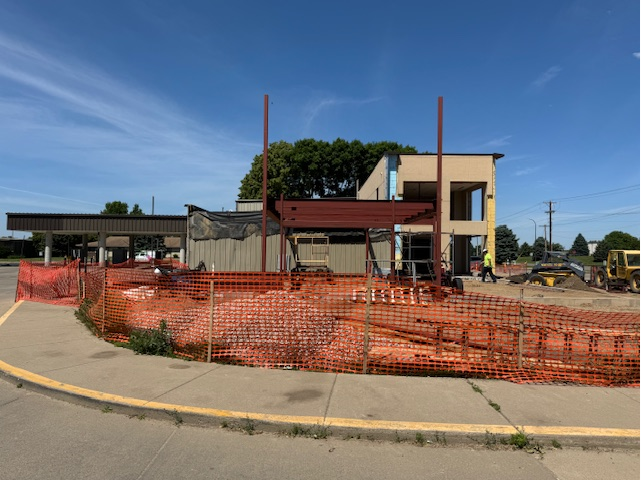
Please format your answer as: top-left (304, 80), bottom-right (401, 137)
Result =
top-left (545, 201), bottom-right (555, 249)
top-left (541, 224), bottom-right (548, 251)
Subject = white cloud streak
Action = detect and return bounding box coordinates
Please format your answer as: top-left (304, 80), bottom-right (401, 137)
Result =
top-left (531, 66), bottom-right (562, 89)
top-left (0, 31), bottom-right (257, 217)
top-left (302, 94), bottom-right (383, 134)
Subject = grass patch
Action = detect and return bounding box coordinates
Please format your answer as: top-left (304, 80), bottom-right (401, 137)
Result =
top-left (128, 321), bottom-right (174, 357)
top-left (289, 423), bottom-right (331, 439)
top-left (508, 431), bottom-right (530, 449)
top-left (74, 299), bottom-right (100, 336)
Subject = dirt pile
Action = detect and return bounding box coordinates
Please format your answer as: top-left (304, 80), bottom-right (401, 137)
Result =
top-left (555, 275), bottom-right (594, 292)
top-left (506, 273), bottom-right (593, 292)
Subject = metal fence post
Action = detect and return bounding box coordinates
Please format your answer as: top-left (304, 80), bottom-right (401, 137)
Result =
top-left (101, 268), bottom-right (106, 334)
top-left (363, 273), bottom-right (372, 374)
top-left (208, 280), bottom-right (214, 363)
top-left (518, 288), bottom-right (524, 369)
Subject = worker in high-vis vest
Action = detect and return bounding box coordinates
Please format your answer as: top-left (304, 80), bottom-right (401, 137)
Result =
top-left (481, 248), bottom-right (497, 283)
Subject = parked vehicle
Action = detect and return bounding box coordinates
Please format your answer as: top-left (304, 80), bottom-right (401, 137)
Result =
top-left (593, 250), bottom-right (640, 294)
top-left (134, 252), bottom-right (151, 261)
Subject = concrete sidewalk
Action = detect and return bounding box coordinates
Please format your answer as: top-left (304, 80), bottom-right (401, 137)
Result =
top-left (0, 300), bottom-right (638, 449)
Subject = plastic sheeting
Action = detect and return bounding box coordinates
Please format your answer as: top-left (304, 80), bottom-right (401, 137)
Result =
top-left (188, 206), bottom-right (280, 241)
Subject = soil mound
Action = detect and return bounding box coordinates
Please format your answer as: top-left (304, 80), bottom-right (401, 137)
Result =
top-left (506, 273), bottom-right (593, 292)
top-left (555, 274), bottom-right (594, 292)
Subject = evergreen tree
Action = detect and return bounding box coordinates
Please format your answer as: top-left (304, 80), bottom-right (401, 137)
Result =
top-left (494, 224), bottom-right (519, 264)
top-left (570, 233), bottom-right (589, 256)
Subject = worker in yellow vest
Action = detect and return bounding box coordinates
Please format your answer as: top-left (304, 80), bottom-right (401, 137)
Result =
top-left (481, 248), bottom-right (497, 283)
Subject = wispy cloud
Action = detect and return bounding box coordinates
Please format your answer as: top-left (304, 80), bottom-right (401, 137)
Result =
top-left (483, 135), bottom-right (512, 148)
top-left (531, 66), bottom-right (562, 89)
top-left (0, 31), bottom-right (257, 214)
top-left (302, 94), bottom-right (383, 134)
top-left (513, 165), bottom-right (542, 177)
top-left (634, 52), bottom-right (640, 59)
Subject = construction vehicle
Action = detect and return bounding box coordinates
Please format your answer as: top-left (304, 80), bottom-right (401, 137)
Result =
top-left (593, 250), bottom-right (640, 294)
top-left (526, 251), bottom-right (585, 287)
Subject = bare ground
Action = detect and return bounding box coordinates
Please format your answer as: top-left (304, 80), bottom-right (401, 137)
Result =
top-left (462, 274), bottom-right (640, 313)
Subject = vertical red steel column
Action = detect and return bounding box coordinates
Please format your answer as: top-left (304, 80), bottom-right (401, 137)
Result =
top-left (279, 193), bottom-right (285, 272)
top-left (435, 97), bottom-right (443, 288)
top-left (261, 94), bottom-right (269, 272)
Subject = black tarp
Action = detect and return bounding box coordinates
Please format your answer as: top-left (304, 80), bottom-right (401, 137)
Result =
top-left (188, 206), bottom-right (280, 241)
top-left (187, 205), bottom-right (391, 242)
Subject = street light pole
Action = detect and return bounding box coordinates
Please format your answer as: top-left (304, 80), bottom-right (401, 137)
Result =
top-left (528, 218), bottom-right (536, 257)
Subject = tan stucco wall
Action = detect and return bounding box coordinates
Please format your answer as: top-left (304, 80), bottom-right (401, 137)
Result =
top-left (396, 154), bottom-right (494, 238)
top-left (357, 153), bottom-right (497, 268)
top-left (358, 156), bottom-right (389, 200)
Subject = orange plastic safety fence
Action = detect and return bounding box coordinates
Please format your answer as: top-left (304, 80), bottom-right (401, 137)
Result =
top-left (16, 259), bottom-right (82, 306)
top-left (16, 262), bottom-right (641, 386)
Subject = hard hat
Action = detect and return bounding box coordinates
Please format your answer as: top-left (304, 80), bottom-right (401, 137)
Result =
top-left (482, 248), bottom-right (488, 253)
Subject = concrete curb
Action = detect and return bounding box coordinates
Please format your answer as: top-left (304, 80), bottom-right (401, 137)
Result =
top-left (1, 359), bottom-right (638, 450)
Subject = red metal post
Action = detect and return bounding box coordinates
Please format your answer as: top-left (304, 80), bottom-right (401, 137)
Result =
top-left (261, 94), bottom-right (268, 272)
top-left (279, 193), bottom-right (285, 272)
top-left (435, 97), bottom-right (443, 288)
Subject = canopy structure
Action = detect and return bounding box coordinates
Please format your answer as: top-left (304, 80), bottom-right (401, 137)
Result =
top-left (267, 196), bottom-right (436, 274)
top-left (267, 198), bottom-right (435, 229)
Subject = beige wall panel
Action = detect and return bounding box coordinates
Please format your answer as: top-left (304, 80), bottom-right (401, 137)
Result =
top-left (397, 155), bottom-right (494, 194)
top-left (189, 235), bottom-right (290, 272)
top-left (327, 240), bottom-right (390, 273)
top-left (358, 157), bottom-right (389, 200)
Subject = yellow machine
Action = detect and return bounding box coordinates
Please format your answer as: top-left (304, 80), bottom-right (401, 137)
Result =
top-left (593, 250), bottom-right (640, 294)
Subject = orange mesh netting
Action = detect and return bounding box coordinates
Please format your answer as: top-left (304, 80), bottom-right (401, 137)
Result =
top-left (15, 262), bottom-right (640, 386)
top-left (16, 259), bottom-right (82, 306)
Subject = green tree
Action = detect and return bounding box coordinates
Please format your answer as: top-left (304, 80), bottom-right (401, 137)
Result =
top-left (135, 235), bottom-right (166, 257)
top-left (31, 233), bottom-right (81, 257)
top-left (531, 236), bottom-right (546, 261)
top-left (130, 204), bottom-right (144, 215)
top-left (570, 233), bottom-right (589, 256)
top-left (238, 138), bottom-right (418, 199)
top-left (520, 242), bottom-right (532, 258)
top-left (101, 201), bottom-right (129, 215)
top-left (495, 224), bottom-right (519, 264)
top-left (592, 231), bottom-right (641, 262)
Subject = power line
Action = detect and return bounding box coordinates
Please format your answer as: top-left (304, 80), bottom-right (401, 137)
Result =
top-left (499, 184), bottom-right (640, 222)
top-left (553, 184), bottom-right (639, 202)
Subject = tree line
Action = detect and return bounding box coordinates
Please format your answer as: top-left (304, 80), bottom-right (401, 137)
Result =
top-left (494, 225), bottom-right (640, 264)
top-left (23, 137), bottom-right (640, 263)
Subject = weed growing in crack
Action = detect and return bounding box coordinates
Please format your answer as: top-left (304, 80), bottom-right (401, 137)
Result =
top-left (242, 418), bottom-right (256, 435)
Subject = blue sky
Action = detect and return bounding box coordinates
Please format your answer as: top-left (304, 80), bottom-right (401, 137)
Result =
top-left (0, 0), bottom-right (638, 249)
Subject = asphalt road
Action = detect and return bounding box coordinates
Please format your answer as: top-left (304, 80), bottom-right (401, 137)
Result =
top-left (0, 265), bottom-right (639, 479)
